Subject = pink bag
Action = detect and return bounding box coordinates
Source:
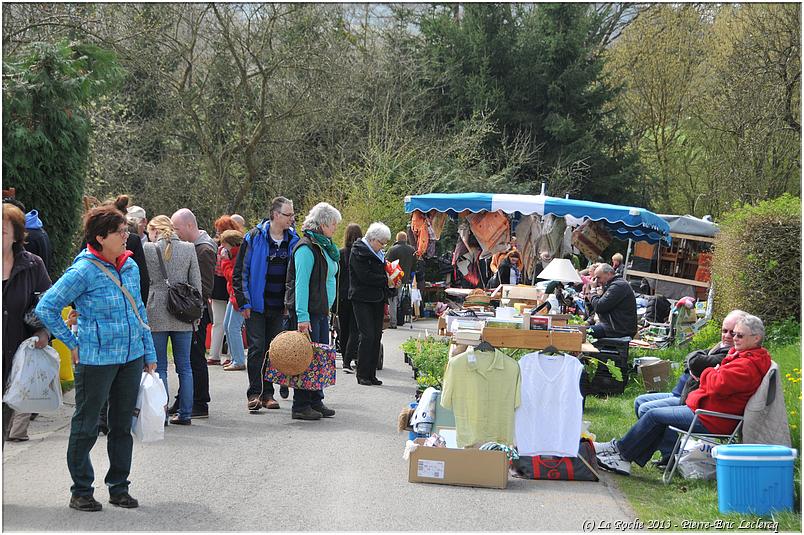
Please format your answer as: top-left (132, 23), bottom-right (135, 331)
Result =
top-left (264, 342), bottom-right (337, 390)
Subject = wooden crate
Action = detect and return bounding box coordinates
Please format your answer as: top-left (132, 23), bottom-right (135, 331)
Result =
top-left (481, 327), bottom-right (584, 352)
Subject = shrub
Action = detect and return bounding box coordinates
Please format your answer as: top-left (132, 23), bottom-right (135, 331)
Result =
top-left (711, 194), bottom-right (801, 324)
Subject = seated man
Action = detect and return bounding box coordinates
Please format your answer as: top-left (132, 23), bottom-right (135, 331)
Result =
top-left (595, 314), bottom-right (771, 476)
top-left (634, 310), bottom-right (748, 419)
top-left (586, 264), bottom-right (637, 339)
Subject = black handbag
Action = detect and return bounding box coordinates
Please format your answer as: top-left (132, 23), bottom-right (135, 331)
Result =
top-left (155, 247), bottom-right (204, 323)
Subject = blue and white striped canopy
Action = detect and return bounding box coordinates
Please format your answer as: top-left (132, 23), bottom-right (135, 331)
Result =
top-left (404, 192), bottom-right (671, 244)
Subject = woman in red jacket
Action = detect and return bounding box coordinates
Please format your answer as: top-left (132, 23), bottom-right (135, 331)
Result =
top-left (219, 230), bottom-right (245, 371)
top-left (595, 314), bottom-right (771, 476)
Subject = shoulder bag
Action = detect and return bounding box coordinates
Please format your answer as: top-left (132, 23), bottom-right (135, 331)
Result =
top-left (86, 258), bottom-right (151, 331)
top-left (155, 246), bottom-right (204, 323)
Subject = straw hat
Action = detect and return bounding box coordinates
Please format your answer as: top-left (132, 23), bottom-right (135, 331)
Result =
top-left (464, 288), bottom-right (491, 306)
top-left (268, 330), bottom-right (313, 376)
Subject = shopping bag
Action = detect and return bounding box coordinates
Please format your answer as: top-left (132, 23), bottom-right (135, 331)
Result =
top-left (511, 438), bottom-right (600, 481)
top-left (264, 342), bottom-right (337, 390)
top-left (3, 337), bottom-right (62, 413)
top-left (676, 438), bottom-right (716, 480)
top-left (131, 371), bottom-right (168, 443)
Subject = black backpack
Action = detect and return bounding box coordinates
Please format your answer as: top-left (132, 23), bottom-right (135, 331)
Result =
top-left (155, 247), bottom-right (204, 323)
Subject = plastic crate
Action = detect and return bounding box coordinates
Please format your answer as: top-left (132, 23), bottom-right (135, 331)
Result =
top-left (580, 337), bottom-right (630, 396)
top-left (712, 444), bottom-right (797, 515)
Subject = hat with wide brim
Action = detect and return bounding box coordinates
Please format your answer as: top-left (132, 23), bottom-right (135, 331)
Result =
top-left (268, 330), bottom-right (313, 376)
top-left (535, 258), bottom-right (582, 284)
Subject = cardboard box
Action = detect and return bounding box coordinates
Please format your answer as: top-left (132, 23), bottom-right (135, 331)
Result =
top-left (639, 359), bottom-right (672, 392)
top-left (408, 439), bottom-right (509, 489)
top-left (501, 285), bottom-right (544, 303)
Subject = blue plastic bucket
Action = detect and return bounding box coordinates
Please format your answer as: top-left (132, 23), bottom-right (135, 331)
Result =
top-left (711, 444), bottom-right (797, 515)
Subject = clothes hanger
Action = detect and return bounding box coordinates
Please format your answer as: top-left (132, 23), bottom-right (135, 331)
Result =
top-left (541, 344), bottom-right (560, 355)
top-left (475, 340), bottom-right (495, 352)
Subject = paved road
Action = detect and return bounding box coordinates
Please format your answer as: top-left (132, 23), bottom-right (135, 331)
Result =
top-left (2, 319), bottom-right (635, 531)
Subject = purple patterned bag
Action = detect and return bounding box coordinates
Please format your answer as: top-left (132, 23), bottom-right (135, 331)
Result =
top-left (264, 342), bottom-right (337, 390)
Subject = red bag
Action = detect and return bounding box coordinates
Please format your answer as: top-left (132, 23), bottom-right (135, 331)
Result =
top-left (511, 438), bottom-right (599, 481)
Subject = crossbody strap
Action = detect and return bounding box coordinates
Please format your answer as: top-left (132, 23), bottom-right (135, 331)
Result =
top-left (154, 246), bottom-right (171, 287)
top-left (86, 259), bottom-right (150, 332)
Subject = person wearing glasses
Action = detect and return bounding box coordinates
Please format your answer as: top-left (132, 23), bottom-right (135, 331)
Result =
top-left (631, 309), bottom-right (747, 466)
top-left (232, 196), bottom-right (299, 412)
top-left (586, 263), bottom-right (637, 339)
top-left (36, 205), bottom-right (158, 511)
top-left (595, 314), bottom-right (771, 476)
top-left (142, 215), bottom-right (202, 425)
top-left (349, 222), bottom-right (393, 387)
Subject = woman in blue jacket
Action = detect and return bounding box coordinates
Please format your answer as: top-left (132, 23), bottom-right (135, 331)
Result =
top-left (36, 205), bottom-right (157, 513)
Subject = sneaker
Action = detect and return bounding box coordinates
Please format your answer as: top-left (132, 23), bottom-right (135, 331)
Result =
top-left (69, 495), bottom-right (102, 512)
top-left (279, 385), bottom-right (289, 399)
top-left (312, 404), bottom-right (335, 418)
top-left (594, 439), bottom-right (619, 456)
top-left (109, 492), bottom-right (139, 508)
top-left (596, 452), bottom-right (631, 476)
top-left (291, 407), bottom-right (322, 421)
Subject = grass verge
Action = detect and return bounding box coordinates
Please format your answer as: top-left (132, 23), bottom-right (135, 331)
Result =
top-left (586, 339), bottom-right (801, 532)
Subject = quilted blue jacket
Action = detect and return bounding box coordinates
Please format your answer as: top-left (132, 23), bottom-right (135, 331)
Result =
top-left (36, 249), bottom-right (157, 366)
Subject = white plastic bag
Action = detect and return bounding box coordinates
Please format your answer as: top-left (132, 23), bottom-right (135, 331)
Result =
top-left (677, 438), bottom-right (717, 480)
top-left (131, 371), bottom-right (168, 443)
top-left (3, 337), bottom-right (62, 413)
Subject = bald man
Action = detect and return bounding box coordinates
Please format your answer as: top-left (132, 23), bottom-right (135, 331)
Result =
top-left (171, 208), bottom-right (217, 418)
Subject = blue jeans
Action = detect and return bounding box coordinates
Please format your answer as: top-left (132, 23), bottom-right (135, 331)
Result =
top-left (292, 313), bottom-right (328, 411)
top-left (634, 392), bottom-right (680, 419)
top-left (152, 331), bottom-right (194, 420)
top-left (617, 405), bottom-right (710, 466)
top-left (223, 302), bottom-right (246, 367)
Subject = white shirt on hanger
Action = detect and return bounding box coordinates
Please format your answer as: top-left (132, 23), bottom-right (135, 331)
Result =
top-left (515, 352), bottom-right (584, 457)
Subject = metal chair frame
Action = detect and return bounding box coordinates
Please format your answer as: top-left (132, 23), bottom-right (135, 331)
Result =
top-left (662, 409), bottom-right (743, 484)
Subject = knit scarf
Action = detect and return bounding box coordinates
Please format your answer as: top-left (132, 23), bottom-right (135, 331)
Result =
top-left (306, 230), bottom-right (340, 262)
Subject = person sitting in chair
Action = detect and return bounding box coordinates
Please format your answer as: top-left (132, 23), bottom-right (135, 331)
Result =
top-left (594, 314), bottom-right (771, 476)
top-left (586, 263), bottom-right (637, 339)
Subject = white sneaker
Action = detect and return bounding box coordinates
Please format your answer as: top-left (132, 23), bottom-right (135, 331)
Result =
top-left (596, 452), bottom-right (632, 476)
top-left (594, 439), bottom-right (619, 455)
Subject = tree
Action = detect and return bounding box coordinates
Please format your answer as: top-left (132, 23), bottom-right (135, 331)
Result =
top-left (3, 40), bottom-right (123, 275)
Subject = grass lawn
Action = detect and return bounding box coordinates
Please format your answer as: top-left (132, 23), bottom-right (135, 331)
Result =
top-left (586, 339), bottom-right (802, 531)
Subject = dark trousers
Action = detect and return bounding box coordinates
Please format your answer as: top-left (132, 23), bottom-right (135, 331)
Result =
top-left (353, 300), bottom-right (385, 382)
top-left (292, 313), bottom-right (327, 411)
top-left (245, 309), bottom-right (285, 399)
top-left (338, 300), bottom-right (359, 367)
top-left (189, 307), bottom-right (211, 410)
top-left (67, 356), bottom-right (143, 497)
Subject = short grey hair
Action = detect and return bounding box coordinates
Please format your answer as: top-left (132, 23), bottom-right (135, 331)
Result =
top-left (736, 314), bottom-right (765, 342)
top-left (301, 202), bottom-right (341, 232)
top-left (723, 309), bottom-right (749, 325)
top-left (596, 263), bottom-right (615, 275)
top-left (364, 222), bottom-right (391, 243)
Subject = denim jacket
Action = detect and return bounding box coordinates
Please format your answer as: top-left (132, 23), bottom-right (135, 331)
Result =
top-left (36, 249), bottom-right (157, 366)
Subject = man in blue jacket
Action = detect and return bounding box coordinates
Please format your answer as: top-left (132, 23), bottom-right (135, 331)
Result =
top-left (232, 197), bottom-right (299, 412)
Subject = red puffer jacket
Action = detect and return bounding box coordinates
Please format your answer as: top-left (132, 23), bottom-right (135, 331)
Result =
top-left (221, 245), bottom-right (240, 310)
top-left (685, 347), bottom-right (771, 434)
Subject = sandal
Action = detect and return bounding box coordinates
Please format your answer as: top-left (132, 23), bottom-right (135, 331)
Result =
top-left (247, 396), bottom-right (262, 412)
top-left (263, 398), bottom-right (280, 410)
top-left (221, 359), bottom-right (232, 367)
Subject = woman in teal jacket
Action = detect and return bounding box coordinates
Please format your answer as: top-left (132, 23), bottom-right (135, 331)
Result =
top-left (36, 205), bottom-right (156, 513)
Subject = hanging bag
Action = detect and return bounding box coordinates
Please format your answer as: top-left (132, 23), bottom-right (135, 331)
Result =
top-left (131, 371), bottom-right (168, 443)
top-left (155, 247), bottom-right (204, 323)
top-left (3, 337), bottom-right (63, 413)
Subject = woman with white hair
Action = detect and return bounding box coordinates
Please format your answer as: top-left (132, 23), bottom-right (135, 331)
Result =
top-left (349, 222), bottom-right (392, 386)
top-left (285, 202), bottom-right (342, 421)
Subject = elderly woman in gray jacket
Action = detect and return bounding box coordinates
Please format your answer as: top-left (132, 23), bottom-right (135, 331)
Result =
top-left (143, 215), bottom-right (202, 425)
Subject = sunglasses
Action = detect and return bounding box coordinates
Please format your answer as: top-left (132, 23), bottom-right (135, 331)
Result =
top-left (732, 332), bottom-right (750, 339)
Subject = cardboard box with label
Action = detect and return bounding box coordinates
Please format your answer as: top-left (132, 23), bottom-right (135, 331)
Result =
top-left (408, 438), bottom-right (509, 489)
top-left (639, 359), bottom-right (673, 392)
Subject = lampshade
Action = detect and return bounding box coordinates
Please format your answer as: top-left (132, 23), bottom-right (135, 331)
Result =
top-left (535, 258), bottom-right (582, 284)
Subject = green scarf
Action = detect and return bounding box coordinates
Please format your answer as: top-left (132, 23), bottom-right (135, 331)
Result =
top-left (306, 230), bottom-right (340, 262)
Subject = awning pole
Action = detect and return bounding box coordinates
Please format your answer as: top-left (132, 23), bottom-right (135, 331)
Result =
top-left (624, 238), bottom-right (633, 278)
top-left (540, 182), bottom-right (546, 195)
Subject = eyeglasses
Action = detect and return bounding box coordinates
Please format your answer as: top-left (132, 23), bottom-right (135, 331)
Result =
top-left (732, 331), bottom-right (750, 339)
top-left (722, 329), bottom-right (735, 336)
top-left (280, 212), bottom-right (294, 218)
top-left (115, 228), bottom-right (130, 238)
